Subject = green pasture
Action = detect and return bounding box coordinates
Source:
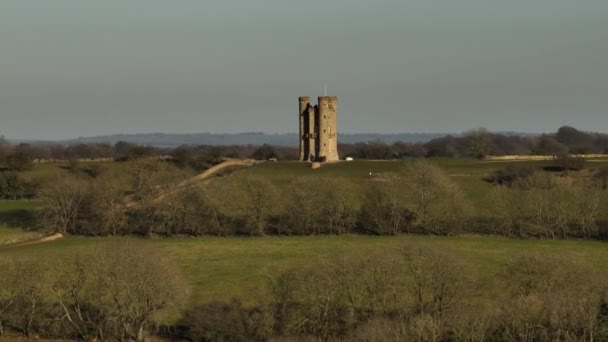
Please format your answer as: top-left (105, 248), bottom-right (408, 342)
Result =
top-left (245, 157), bottom-right (608, 180)
top-left (2, 235), bottom-right (608, 305)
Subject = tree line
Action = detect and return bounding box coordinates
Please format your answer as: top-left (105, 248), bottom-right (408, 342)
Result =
top-left (343, 126), bottom-right (608, 160)
top-left (0, 137), bottom-right (297, 170)
top-left (2, 242), bottom-right (607, 341)
top-left (2, 126), bottom-right (608, 171)
top-left (248, 246), bottom-right (608, 341)
top-left (36, 160), bottom-right (469, 237)
top-left (35, 158), bottom-right (608, 240)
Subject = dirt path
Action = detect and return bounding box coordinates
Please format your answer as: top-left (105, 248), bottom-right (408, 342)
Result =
top-left (190, 158), bottom-right (257, 182)
top-left (1, 160), bottom-right (258, 249)
top-left (150, 158), bottom-right (257, 203)
top-left (0, 233), bottom-right (63, 249)
top-left (124, 158), bottom-right (258, 207)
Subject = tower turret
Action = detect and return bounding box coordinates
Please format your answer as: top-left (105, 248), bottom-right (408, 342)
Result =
top-left (298, 97), bottom-right (310, 161)
top-left (317, 96), bottom-right (339, 162)
top-left (297, 96), bottom-right (339, 162)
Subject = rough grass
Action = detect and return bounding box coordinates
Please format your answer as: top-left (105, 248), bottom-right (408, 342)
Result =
top-left (0, 200), bottom-right (41, 244)
top-left (3, 235), bottom-right (608, 305)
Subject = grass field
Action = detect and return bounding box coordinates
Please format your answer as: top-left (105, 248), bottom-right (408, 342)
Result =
top-left (2, 158), bottom-right (608, 304)
top-left (3, 235), bottom-right (608, 305)
top-left (0, 200), bottom-right (40, 244)
top-left (241, 158), bottom-right (608, 216)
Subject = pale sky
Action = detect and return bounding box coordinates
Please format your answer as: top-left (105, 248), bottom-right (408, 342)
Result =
top-left (1, 0), bottom-right (607, 140)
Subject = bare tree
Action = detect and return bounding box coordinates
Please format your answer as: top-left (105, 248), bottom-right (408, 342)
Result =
top-left (400, 244), bottom-right (475, 321)
top-left (50, 242), bottom-right (187, 341)
top-left (280, 178), bottom-right (322, 234)
top-left (499, 253), bottom-right (607, 340)
top-left (462, 128), bottom-right (494, 159)
top-left (0, 135), bottom-right (9, 165)
top-left (404, 160), bottom-right (470, 234)
top-left (359, 179), bottom-right (414, 235)
top-left (209, 176), bottom-right (280, 235)
top-left (317, 178), bottom-right (360, 234)
top-left (38, 176), bottom-right (88, 234)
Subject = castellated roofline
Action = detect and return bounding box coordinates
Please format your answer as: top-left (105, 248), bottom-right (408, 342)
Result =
top-left (297, 96), bottom-right (339, 162)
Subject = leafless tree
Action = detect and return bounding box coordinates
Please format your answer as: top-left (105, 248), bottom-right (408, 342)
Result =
top-left (38, 176), bottom-right (88, 234)
top-left (404, 160), bottom-right (470, 234)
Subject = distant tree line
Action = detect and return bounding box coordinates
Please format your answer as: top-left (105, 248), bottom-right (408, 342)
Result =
top-left (0, 138), bottom-right (298, 169)
top-left (341, 126), bottom-right (608, 160)
top-left (0, 137), bottom-right (296, 200)
top-left (2, 126), bottom-right (608, 171)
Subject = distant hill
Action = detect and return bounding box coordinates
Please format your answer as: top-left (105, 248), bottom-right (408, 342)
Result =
top-left (16, 132), bottom-right (452, 147)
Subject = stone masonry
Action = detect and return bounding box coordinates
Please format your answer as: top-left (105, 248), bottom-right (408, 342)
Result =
top-left (298, 96), bottom-right (339, 162)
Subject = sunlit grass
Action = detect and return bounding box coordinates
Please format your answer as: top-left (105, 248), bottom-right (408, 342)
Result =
top-left (3, 235), bottom-right (608, 305)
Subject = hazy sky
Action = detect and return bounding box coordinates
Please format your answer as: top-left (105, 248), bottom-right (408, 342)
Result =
top-left (1, 0), bottom-right (607, 140)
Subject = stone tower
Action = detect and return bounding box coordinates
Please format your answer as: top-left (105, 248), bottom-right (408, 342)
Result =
top-left (298, 96), bottom-right (339, 162)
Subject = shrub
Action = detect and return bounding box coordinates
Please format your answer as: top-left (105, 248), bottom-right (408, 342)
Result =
top-left (594, 168), bottom-right (608, 190)
top-left (0, 172), bottom-right (37, 199)
top-left (250, 144), bottom-right (278, 161)
top-left (485, 164), bottom-right (536, 187)
top-left (5, 151), bottom-right (33, 171)
top-left (548, 154), bottom-right (586, 171)
top-left (182, 300), bottom-right (271, 342)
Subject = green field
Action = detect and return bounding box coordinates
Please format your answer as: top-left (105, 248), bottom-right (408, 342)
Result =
top-left (2, 158), bottom-right (608, 304)
top-left (242, 158), bottom-right (608, 216)
top-left (3, 235), bottom-right (608, 305)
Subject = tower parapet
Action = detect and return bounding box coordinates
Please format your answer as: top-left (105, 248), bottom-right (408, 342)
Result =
top-left (297, 96), bottom-right (339, 162)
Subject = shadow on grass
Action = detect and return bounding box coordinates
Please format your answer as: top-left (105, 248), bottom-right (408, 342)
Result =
top-left (0, 209), bottom-right (36, 230)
